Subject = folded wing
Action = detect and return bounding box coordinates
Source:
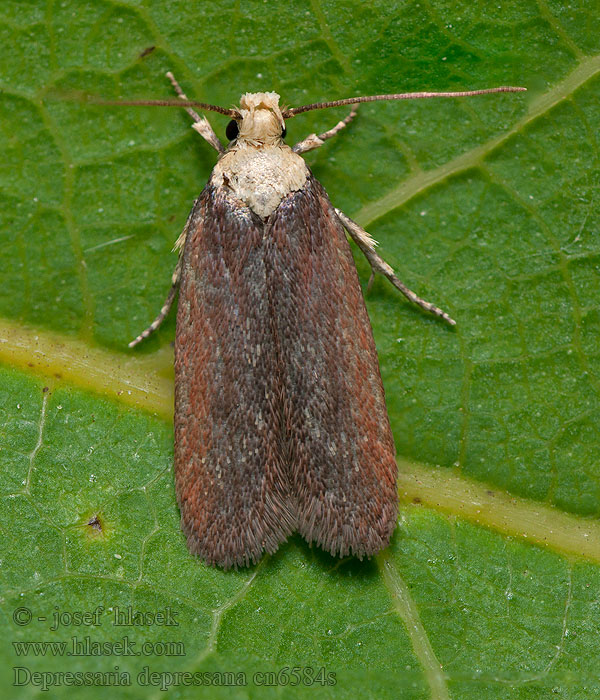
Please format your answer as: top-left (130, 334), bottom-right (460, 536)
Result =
top-left (266, 175), bottom-right (398, 559)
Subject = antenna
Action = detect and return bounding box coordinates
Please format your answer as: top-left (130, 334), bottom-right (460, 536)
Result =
top-left (282, 86), bottom-right (527, 118)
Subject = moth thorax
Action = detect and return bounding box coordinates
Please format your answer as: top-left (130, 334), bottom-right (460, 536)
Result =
top-left (236, 92), bottom-right (285, 146)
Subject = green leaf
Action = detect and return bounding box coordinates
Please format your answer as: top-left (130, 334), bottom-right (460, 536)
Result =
top-left (1, 1), bottom-right (599, 698)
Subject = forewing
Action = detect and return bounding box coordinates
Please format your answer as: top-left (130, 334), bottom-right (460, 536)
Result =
top-left (174, 185), bottom-right (294, 569)
top-left (266, 175), bottom-right (398, 558)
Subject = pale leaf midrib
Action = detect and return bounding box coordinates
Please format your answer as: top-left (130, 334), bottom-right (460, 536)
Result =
top-left (1, 318), bottom-right (598, 565)
top-left (398, 461), bottom-right (600, 564)
top-left (377, 552), bottom-right (449, 700)
top-left (0, 318), bottom-right (173, 420)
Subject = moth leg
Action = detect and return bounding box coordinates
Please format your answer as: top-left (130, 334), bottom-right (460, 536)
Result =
top-left (129, 196), bottom-right (199, 348)
top-left (335, 208), bottom-right (457, 326)
top-left (166, 71), bottom-right (225, 154)
top-left (129, 257), bottom-right (182, 348)
top-left (292, 107), bottom-right (358, 154)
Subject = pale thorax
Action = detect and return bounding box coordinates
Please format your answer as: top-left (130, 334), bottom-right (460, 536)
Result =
top-left (210, 144), bottom-right (308, 219)
top-left (208, 92), bottom-right (309, 219)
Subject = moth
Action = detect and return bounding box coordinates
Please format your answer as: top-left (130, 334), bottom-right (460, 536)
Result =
top-left (128, 73), bottom-right (525, 569)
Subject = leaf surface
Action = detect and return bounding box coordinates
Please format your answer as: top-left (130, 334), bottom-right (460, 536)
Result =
top-left (1, 1), bottom-right (599, 697)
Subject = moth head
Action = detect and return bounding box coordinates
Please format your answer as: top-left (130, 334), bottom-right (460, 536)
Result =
top-left (227, 92), bottom-right (286, 146)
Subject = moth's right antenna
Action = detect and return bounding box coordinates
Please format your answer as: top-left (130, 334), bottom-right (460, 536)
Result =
top-left (282, 86), bottom-right (527, 118)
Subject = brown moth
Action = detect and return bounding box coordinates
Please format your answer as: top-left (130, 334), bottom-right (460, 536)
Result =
top-left (129, 74), bottom-right (525, 569)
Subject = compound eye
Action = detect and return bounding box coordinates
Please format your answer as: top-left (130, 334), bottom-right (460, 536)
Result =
top-left (226, 120), bottom-right (239, 141)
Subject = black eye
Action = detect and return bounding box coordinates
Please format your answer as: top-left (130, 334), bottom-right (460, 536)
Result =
top-left (226, 120), bottom-right (239, 141)
top-left (281, 125), bottom-right (287, 139)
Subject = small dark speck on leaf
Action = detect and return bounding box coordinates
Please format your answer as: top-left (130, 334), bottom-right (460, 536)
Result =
top-left (87, 515), bottom-right (103, 533)
top-left (139, 46), bottom-right (156, 59)
top-left (412, 496), bottom-right (422, 504)
top-left (54, 373), bottom-right (62, 379)
top-left (42, 386), bottom-right (49, 393)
